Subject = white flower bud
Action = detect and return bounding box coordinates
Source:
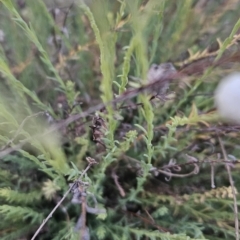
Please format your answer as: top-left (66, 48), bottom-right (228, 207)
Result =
top-left (215, 72), bottom-right (240, 123)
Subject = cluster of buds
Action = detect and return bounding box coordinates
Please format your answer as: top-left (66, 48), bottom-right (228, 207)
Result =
top-left (89, 114), bottom-right (107, 148)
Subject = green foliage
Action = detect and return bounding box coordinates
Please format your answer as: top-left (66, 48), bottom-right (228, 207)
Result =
top-left (1, 0), bottom-right (66, 90)
top-left (51, 222), bottom-right (80, 240)
top-left (0, 204), bottom-right (43, 223)
top-left (0, 188), bottom-right (41, 204)
top-left (0, 0), bottom-right (239, 239)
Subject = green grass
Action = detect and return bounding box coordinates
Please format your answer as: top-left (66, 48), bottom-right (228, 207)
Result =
top-left (0, 0), bottom-right (240, 239)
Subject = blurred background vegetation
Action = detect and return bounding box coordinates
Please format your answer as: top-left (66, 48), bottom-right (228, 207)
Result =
top-left (0, 0), bottom-right (240, 239)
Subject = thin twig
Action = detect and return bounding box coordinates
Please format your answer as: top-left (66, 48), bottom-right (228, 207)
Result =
top-left (144, 208), bottom-right (155, 223)
top-left (122, 210), bottom-right (171, 233)
top-left (154, 124), bottom-right (240, 133)
top-left (31, 160), bottom-right (95, 240)
top-left (79, 184), bottom-right (88, 239)
top-left (218, 136), bottom-right (239, 240)
top-left (53, 196), bottom-right (70, 223)
top-left (123, 154), bottom-right (240, 170)
top-left (153, 165), bottom-right (199, 179)
top-left (111, 168), bottom-right (126, 197)
top-left (31, 184), bottom-right (75, 240)
top-left (210, 162), bottom-right (216, 188)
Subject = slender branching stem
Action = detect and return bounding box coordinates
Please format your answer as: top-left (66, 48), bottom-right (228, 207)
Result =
top-left (218, 136), bottom-right (239, 240)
